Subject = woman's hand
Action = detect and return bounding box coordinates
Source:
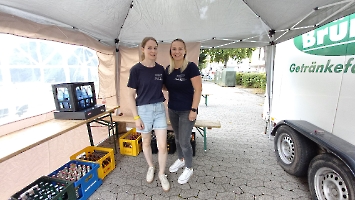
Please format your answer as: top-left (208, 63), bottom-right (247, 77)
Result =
top-left (189, 111), bottom-right (197, 121)
top-left (135, 118), bottom-right (145, 130)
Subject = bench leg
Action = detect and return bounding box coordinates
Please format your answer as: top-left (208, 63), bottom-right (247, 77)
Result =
top-left (196, 127), bottom-right (208, 151)
top-left (202, 95), bottom-right (208, 106)
top-left (91, 114), bottom-right (118, 154)
top-left (86, 123), bottom-right (94, 146)
top-left (115, 122), bottom-right (119, 140)
top-left (203, 127), bottom-right (207, 151)
top-left (107, 113), bottom-right (118, 154)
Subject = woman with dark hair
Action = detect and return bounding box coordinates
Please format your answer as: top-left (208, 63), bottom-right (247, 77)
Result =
top-left (127, 37), bottom-right (170, 192)
top-left (165, 38), bottom-right (202, 184)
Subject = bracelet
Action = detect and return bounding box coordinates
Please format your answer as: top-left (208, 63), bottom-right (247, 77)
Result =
top-left (133, 115), bottom-right (140, 120)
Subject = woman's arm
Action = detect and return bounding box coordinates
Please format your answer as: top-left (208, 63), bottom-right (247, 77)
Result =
top-left (127, 87), bottom-right (144, 130)
top-left (191, 75), bottom-right (202, 109)
top-left (189, 75), bottom-right (202, 121)
top-left (127, 88), bottom-right (138, 117)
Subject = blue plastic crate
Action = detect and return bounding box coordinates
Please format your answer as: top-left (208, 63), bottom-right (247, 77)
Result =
top-left (49, 160), bottom-right (102, 200)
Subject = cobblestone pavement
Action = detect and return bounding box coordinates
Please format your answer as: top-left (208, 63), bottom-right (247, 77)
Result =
top-left (89, 81), bottom-right (311, 200)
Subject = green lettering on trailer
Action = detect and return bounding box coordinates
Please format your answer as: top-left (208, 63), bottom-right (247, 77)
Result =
top-left (324, 60), bottom-right (333, 72)
top-left (289, 57), bottom-right (355, 73)
top-left (294, 13), bottom-right (355, 56)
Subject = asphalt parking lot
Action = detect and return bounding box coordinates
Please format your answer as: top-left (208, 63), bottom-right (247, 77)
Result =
top-left (89, 81), bottom-right (311, 200)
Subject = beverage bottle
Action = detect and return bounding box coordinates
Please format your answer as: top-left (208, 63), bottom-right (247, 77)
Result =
top-left (57, 89), bottom-right (64, 109)
top-left (75, 87), bottom-right (82, 100)
top-left (57, 90), bottom-right (64, 101)
top-left (63, 89), bottom-right (70, 109)
top-left (87, 85), bottom-right (93, 97)
top-left (63, 89), bottom-right (69, 101)
top-left (81, 87), bottom-right (91, 107)
top-left (76, 87), bottom-right (85, 109)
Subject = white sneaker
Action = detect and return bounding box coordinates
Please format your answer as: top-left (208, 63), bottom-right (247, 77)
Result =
top-left (159, 174), bottom-right (170, 192)
top-left (178, 167), bottom-right (193, 184)
top-left (169, 159), bottom-right (185, 172)
top-left (146, 166), bottom-right (155, 183)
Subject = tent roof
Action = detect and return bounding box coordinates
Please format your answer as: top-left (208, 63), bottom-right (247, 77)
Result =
top-left (0, 0), bottom-right (355, 48)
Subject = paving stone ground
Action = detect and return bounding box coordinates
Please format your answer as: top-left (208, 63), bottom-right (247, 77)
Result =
top-left (89, 81), bottom-right (311, 200)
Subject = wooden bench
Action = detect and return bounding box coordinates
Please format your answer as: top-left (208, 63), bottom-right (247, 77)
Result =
top-left (105, 116), bottom-right (221, 151)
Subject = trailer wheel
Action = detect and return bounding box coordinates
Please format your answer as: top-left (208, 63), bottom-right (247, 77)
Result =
top-left (308, 154), bottom-right (355, 200)
top-left (274, 125), bottom-right (315, 176)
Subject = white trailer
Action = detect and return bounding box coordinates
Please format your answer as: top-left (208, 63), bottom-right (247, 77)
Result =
top-left (266, 13), bottom-right (355, 199)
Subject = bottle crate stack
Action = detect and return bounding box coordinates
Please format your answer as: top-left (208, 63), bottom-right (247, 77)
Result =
top-left (10, 146), bottom-right (115, 200)
top-left (52, 82), bottom-right (97, 112)
top-left (51, 82), bottom-right (106, 120)
top-left (119, 128), bottom-right (142, 156)
top-left (191, 132), bottom-right (196, 156)
top-left (70, 146), bottom-right (115, 179)
top-left (151, 131), bottom-right (196, 156)
top-left (10, 176), bottom-right (76, 200)
top-left (151, 130), bottom-right (176, 154)
top-left (151, 130), bottom-right (158, 154)
top-left (167, 130), bottom-right (176, 154)
top-left (48, 160), bottom-right (102, 200)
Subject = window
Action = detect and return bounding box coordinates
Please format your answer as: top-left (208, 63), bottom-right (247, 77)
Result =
top-left (0, 34), bottom-right (99, 125)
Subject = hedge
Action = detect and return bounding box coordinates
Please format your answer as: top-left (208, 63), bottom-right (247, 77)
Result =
top-left (236, 72), bottom-right (266, 90)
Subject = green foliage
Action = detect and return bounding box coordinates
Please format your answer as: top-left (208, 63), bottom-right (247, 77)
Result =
top-left (204, 48), bottom-right (255, 67)
top-left (236, 72), bottom-right (266, 90)
top-left (259, 73), bottom-right (266, 90)
top-left (198, 51), bottom-right (208, 70)
top-left (236, 73), bottom-right (243, 85)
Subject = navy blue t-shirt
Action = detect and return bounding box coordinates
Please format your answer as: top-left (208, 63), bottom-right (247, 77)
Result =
top-left (127, 62), bottom-right (165, 106)
top-left (165, 62), bottom-right (200, 111)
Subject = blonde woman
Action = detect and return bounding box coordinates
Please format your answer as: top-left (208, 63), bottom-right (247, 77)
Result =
top-left (127, 37), bottom-right (170, 192)
top-left (165, 38), bottom-right (202, 184)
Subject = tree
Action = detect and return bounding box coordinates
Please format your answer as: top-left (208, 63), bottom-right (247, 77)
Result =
top-left (203, 48), bottom-right (255, 67)
top-left (198, 51), bottom-right (208, 70)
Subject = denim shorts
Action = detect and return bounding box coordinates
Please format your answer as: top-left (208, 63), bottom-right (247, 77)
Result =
top-left (137, 102), bottom-right (167, 133)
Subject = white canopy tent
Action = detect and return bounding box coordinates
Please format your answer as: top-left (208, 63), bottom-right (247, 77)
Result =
top-left (1, 0), bottom-right (355, 103)
top-left (1, 1), bottom-right (355, 197)
top-left (1, 0), bottom-right (354, 112)
top-left (0, 0), bottom-right (354, 48)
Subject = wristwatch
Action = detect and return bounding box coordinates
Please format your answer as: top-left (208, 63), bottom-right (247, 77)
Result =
top-left (191, 108), bottom-right (197, 112)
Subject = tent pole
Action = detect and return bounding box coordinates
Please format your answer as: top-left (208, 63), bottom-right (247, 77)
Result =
top-left (264, 39), bottom-right (276, 139)
top-left (115, 39), bottom-right (121, 114)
